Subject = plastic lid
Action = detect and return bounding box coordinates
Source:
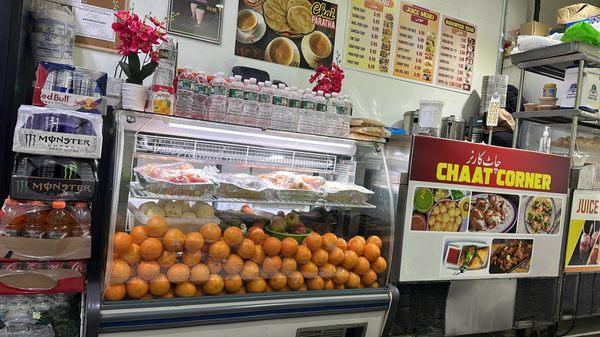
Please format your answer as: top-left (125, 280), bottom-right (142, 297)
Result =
top-left (52, 201), bottom-right (66, 209)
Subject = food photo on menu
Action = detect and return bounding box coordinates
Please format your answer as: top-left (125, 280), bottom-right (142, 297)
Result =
top-left (235, 0), bottom-right (337, 69)
top-left (168, 0), bottom-right (224, 43)
top-left (568, 220), bottom-right (600, 267)
top-left (441, 238), bottom-right (490, 277)
top-left (468, 193), bottom-right (519, 233)
top-left (516, 195), bottom-right (562, 235)
top-left (489, 239), bottom-right (534, 274)
top-left (411, 187), bottom-right (470, 232)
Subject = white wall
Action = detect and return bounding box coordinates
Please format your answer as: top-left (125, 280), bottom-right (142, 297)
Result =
top-left (74, 0), bottom-right (506, 125)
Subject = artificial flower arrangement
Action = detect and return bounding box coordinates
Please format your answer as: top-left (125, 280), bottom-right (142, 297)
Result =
top-left (309, 53), bottom-right (345, 94)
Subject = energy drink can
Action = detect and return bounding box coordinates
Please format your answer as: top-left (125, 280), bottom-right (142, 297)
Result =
top-left (56, 69), bottom-right (73, 93)
top-left (72, 68), bottom-right (89, 96)
top-left (44, 70), bottom-right (57, 91)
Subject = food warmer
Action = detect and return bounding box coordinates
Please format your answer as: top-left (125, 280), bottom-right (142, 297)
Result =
top-left (85, 110), bottom-right (398, 337)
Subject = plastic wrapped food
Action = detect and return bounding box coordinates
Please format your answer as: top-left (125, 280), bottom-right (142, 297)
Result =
top-left (133, 162), bottom-right (213, 197)
top-left (321, 181), bottom-right (374, 203)
top-left (258, 171), bottom-right (325, 202)
top-left (211, 173), bottom-right (274, 199)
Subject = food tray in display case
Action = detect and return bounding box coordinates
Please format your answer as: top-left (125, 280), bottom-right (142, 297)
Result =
top-left (127, 201), bottom-right (221, 232)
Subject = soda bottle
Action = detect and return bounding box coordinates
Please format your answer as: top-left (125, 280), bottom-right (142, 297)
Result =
top-left (70, 202), bottom-right (91, 237)
top-left (226, 75), bottom-right (245, 125)
top-left (174, 68), bottom-right (195, 118)
top-left (207, 72), bottom-right (228, 122)
top-left (256, 81), bottom-right (273, 129)
top-left (242, 78), bottom-right (259, 126)
top-left (1, 198), bottom-right (24, 237)
top-left (46, 201), bottom-right (70, 239)
top-left (192, 71), bottom-right (209, 120)
top-left (23, 202), bottom-right (48, 239)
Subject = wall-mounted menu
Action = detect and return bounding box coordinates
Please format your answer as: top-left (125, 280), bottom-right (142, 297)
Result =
top-left (436, 16), bottom-right (477, 91)
top-left (345, 0), bottom-right (399, 74)
top-left (392, 2), bottom-right (439, 83)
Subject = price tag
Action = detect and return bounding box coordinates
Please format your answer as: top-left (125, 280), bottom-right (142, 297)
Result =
top-left (486, 96), bottom-right (501, 127)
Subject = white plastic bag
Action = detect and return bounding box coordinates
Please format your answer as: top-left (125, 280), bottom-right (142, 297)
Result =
top-left (30, 0), bottom-right (76, 64)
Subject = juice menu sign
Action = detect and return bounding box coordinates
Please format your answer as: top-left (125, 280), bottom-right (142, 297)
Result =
top-left (399, 136), bottom-right (570, 282)
top-left (565, 190), bottom-right (600, 273)
top-left (436, 16), bottom-right (477, 91)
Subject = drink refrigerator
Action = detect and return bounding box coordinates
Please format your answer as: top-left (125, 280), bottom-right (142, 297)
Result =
top-left (84, 109), bottom-right (399, 337)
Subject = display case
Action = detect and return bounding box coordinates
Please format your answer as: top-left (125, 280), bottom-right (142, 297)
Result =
top-left (93, 110), bottom-right (397, 336)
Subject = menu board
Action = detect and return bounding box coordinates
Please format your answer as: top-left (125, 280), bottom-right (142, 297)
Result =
top-left (235, 0), bottom-right (338, 70)
top-left (393, 2), bottom-right (439, 83)
top-left (343, 1), bottom-right (478, 93)
top-left (399, 136), bottom-right (570, 282)
top-left (345, 0), bottom-right (399, 74)
top-left (436, 16), bottom-right (477, 91)
top-left (565, 190), bottom-right (600, 273)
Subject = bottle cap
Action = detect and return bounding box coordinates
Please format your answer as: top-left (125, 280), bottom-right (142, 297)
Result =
top-left (52, 201), bottom-right (66, 209)
top-left (74, 202), bottom-right (88, 208)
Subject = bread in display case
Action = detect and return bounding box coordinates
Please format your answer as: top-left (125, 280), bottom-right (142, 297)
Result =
top-left (95, 110), bottom-right (396, 335)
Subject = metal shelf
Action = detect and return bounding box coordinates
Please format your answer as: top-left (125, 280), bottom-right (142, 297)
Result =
top-left (513, 109), bottom-right (600, 129)
top-left (129, 182), bottom-right (376, 209)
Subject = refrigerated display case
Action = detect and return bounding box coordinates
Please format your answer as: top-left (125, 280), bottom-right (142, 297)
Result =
top-left (90, 109), bottom-right (398, 337)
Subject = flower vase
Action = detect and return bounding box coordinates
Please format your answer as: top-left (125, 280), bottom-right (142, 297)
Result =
top-left (121, 83), bottom-right (148, 111)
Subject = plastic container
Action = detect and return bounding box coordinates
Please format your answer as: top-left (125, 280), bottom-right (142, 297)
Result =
top-left (1, 199), bottom-right (25, 238)
top-left (174, 68), bottom-right (196, 118)
top-left (191, 71), bottom-right (209, 120)
top-left (226, 76), bottom-right (245, 125)
top-left (538, 96), bottom-right (558, 106)
top-left (418, 100), bottom-right (443, 128)
top-left (256, 81), bottom-right (273, 129)
top-left (133, 162), bottom-right (213, 197)
top-left (207, 72), bottom-right (228, 122)
top-left (69, 203), bottom-right (91, 238)
top-left (524, 103), bottom-right (539, 111)
top-left (22, 202), bottom-right (48, 239)
top-left (242, 78), bottom-right (259, 126)
top-left (46, 201), bottom-right (70, 239)
top-left (543, 83), bottom-right (557, 97)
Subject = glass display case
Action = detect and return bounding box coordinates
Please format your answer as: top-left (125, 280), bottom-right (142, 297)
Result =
top-left (94, 110), bottom-right (396, 336)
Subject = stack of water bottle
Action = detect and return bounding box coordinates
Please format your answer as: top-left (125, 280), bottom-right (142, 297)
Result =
top-left (173, 70), bottom-right (352, 138)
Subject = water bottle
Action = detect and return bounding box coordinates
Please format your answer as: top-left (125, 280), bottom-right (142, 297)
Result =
top-left (153, 37), bottom-right (178, 87)
top-left (192, 71), bottom-right (209, 120)
top-left (70, 202), bottom-right (91, 238)
top-left (174, 68), bottom-right (195, 118)
top-left (270, 84), bottom-right (288, 131)
top-left (226, 75), bottom-right (245, 125)
top-left (242, 78), bottom-right (259, 127)
top-left (339, 95), bottom-right (352, 137)
top-left (207, 72), bottom-right (228, 122)
top-left (257, 81), bottom-right (273, 129)
top-left (314, 91), bottom-right (328, 135)
top-left (297, 89), bottom-right (316, 134)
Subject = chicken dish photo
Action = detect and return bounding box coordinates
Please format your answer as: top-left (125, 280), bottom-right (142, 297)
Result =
top-left (469, 193), bottom-right (517, 233)
top-left (490, 239), bottom-right (533, 274)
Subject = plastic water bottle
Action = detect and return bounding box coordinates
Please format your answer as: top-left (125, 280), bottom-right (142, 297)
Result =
top-left (257, 81), bottom-right (273, 128)
top-left (297, 89), bottom-right (316, 134)
top-left (226, 75), bottom-right (245, 125)
top-left (174, 68), bottom-right (195, 118)
top-left (339, 95), bottom-right (352, 137)
top-left (46, 201), bottom-right (70, 239)
top-left (314, 90), bottom-right (328, 135)
top-left (70, 202), bottom-right (91, 238)
top-left (242, 78), bottom-right (259, 126)
top-left (207, 72), bottom-right (228, 122)
top-left (153, 37), bottom-right (178, 87)
top-left (192, 71), bottom-right (209, 120)
top-left (270, 84), bottom-right (288, 131)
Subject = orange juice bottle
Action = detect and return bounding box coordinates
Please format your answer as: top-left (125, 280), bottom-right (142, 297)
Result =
top-left (23, 201), bottom-right (48, 238)
top-left (46, 201), bottom-right (70, 239)
top-left (2, 198), bottom-right (24, 237)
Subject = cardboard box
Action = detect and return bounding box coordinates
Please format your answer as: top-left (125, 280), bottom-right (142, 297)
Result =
top-left (0, 237), bottom-right (91, 260)
top-left (558, 3), bottom-right (600, 25)
top-left (0, 260), bottom-right (85, 294)
top-left (519, 21), bottom-right (550, 36)
top-left (559, 67), bottom-right (600, 112)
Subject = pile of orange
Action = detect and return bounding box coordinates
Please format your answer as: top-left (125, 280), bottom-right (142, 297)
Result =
top-left (104, 215), bottom-right (388, 300)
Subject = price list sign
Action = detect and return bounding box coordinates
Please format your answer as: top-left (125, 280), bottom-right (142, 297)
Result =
top-left (436, 16), bottom-right (477, 91)
top-left (392, 2), bottom-right (439, 83)
top-left (345, 0), bottom-right (398, 74)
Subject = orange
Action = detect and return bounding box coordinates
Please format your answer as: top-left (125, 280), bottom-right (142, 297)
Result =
top-left (129, 265), bottom-right (137, 278)
top-left (367, 235), bottom-right (383, 249)
top-left (269, 272), bottom-right (287, 290)
top-left (223, 254), bottom-right (244, 274)
top-left (328, 247), bottom-right (344, 266)
top-left (278, 285), bottom-right (291, 292)
top-left (121, 243), bottom-right (141, 266)
top-left (209, 241), bottom-right (231, 260)
top-left (206, 258), bottom-right (223, 274)
top-left (241, 261), bottom-right (259, 280)
top-left (334, 283), bottom-right (346, 290)
top-left (161, 288), bottom-right (176, 298)
top-left (247, 226), bottom-right (266, 245)
top-left (236, 239), bottom-right (256, 259)
top-left (319, 263), bottom-right (336, 279)
top-left (223, 226), bottom-right (244, 247)
top-left (184, 232), bottom-right (205, 252)
top-left (336, 238), bottom-right (348, 251)
top-left (195, 285), bottom-right (205, 296)
top-left (354, 257), bottom-right (370, 275)
top-left (324, 279), bottom-right (334, 290)
top-left (175, 281), bottom-right (197, 297)
top-left (280, 237), bottom-right (298, 257)
top-left (182, 251), bottom-right (203, 267)
top-left (342, 250), bottom-right (359, 270)
top-left (333, 267), bottom-right (349, 285)
top-left (104, 284), bottom-right (126, 301)
top-left (311, 248), bottom-right (328, 267)
top-left (297, 285), bottom-right (308, 291)
top-left (140, 238), bottom-right (163, 260)
top-left (126, 276), bottom-right (148, 299)
top-left (300, 261), bottom-right (318, 279)
top-left (137, 260), bottom-right (160, 281)
top-left (348, 238), bottom-right (365, 256)
top-left (232, 287), bottom-right (247, 295)
top-left (369, 282), bottom-right (380, 288)
top-left (156, 250), bottom-right (177, 269)
top-left (361, 269), bottom-right (377, 286)
top-left (363, 243), bottom-right (380, 262)
top-left (307, 276), bottom-right (325, 290)
top-left (166, 263), bottom-right (190, 284)
top-left (294, 245), bottom-right (312, 264)
top-left (287, 271), bottom-right (304, 290)
top-left (145, 216), bottom-right (168, 237)
top-left (351, 235), bottom-right (367, 246)
top-left (246, 278), bottom-right (267, 293)
top-left (262, 255), bottom-right (282, 275)
top-left (280, 257), bottom-right (297, 276)
top-left (114, 232), bottom-right (132, 254)
top-left (200, 223), bottom-right (221, 243)
top-left (224, 274), bottom-right (243, 293)
top-left (303, 233), bottom-right (322, 252)
top-left (110, 259), bottom-right (131, 285)
top-left (265, 284), bottom-right (273, 293)
top-left (149, 274), bottom-right (171, 296)
top-left (163, 228), bottom-right (186, 251)
top-left (202, 274), bottom-right (224, 295)
top-left (263, 237), bottom-right (281, 256)
top-left (321, 233), bottom-right (337, 251)
top-left (346, 272), bottom-right (361, 288)
top-left (372, 256), bottom-right (388, 274)
top-left (190, 264), bottom-right (210, 284)
top-left (250, 245), bottom-right (266, 264)
top-left (130, 226), bottom-right (148, 245)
